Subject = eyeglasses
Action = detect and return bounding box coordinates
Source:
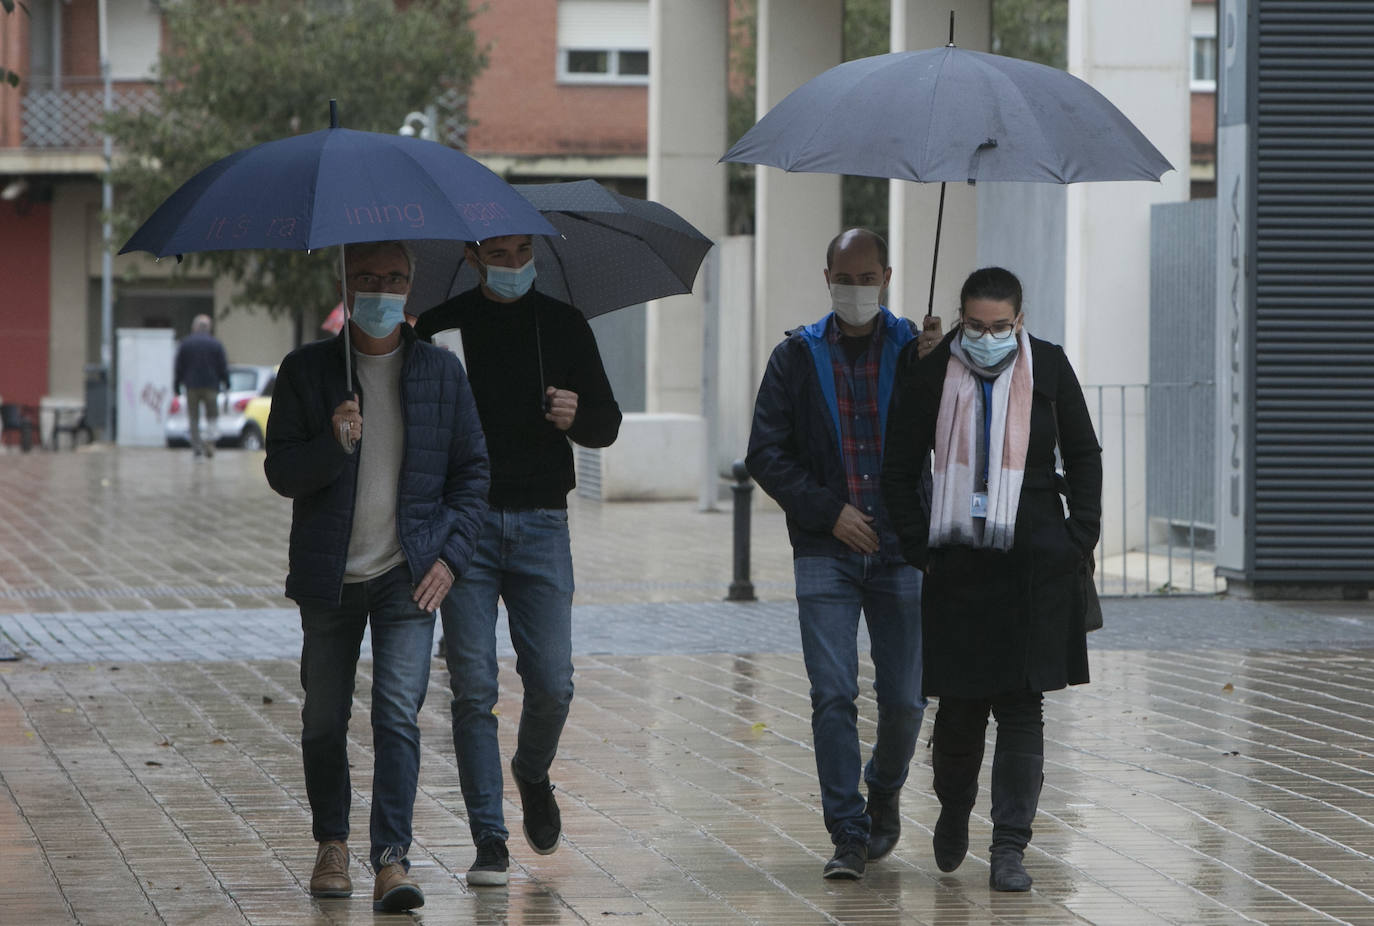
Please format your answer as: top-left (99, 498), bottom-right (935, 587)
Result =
top-left (961, 319), bottom-right (1017, 340)
top-left (349, 272), bottom-right (410, 292)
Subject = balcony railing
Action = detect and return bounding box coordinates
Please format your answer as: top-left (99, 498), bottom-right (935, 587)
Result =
top-left (19, 78), bottom-right (159, 149)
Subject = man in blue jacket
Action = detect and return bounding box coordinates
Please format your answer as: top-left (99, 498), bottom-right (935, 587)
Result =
top-left (265, 240), bottom-right (489, 913)
top-left (746, 227), bottom-right (938, 880)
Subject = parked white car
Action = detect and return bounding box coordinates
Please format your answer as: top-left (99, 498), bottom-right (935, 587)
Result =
top-left (165, 364), bottom-right (275, 451)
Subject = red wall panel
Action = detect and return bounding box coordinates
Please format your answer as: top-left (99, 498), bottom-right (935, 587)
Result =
top-left (0, 201), bottom-right (52, 407)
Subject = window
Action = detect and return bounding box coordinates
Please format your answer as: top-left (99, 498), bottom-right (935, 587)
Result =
top-left (558, 48), bottom-right (650, 83)
top-left (557, 0), bottom-right (650, 85)
top-left (1192, 36), bottom-right (1217, 90)
top-left (1190, 2), bottom-right (1218, 93)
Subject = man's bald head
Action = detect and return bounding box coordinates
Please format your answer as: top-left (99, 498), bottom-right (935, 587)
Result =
top-left (826, 227), bottom-right (888, 271)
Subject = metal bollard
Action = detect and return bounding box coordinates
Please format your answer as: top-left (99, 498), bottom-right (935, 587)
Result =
top-left (727, 459), bottom-right (757, 602)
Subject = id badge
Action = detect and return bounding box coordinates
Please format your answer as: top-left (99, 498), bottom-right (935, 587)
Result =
top-left (971, 492), bottom-right (989, 519)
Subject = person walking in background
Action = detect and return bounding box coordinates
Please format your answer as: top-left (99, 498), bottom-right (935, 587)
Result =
top-left (416, 233), bottom-right (622, 887)
top-left (173, 313), bottom-right (230, 458)
top-left (265, 241), bottom-right (489, 912)
top-left (881, 266), bottom-right (1102, 892)
top-left (745, 227), bottom-right (939, 881)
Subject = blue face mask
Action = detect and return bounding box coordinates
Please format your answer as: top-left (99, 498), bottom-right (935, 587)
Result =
top-left (350, 291), bottom-right (407, 339)
top-left (960, 328), bottom-right (1019, 369)
top-left (482, 258), bottom-right (537, 300)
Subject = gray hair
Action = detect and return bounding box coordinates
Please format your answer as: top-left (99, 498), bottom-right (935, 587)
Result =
top-left (343, 240), bottom-right (417, 276)
top-left (191, 314), bottom-right (213, 334)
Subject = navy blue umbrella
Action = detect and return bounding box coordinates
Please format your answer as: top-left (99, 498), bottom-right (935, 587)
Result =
top-left (120, 119), bottom-right (554, 258)
top-left (722, 32), bottom-right (1173, 314)
top-left (408, 179), bottom-right (714, 318)
top-left (120, 102), bottom-right (556, 400)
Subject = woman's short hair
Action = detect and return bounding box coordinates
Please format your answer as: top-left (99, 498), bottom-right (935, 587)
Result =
top-left (959, 267), bottom-right (1022, 314)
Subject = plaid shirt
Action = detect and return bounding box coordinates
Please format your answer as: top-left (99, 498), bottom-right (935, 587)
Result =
top-left (828, 318), bottom-right (884, 519)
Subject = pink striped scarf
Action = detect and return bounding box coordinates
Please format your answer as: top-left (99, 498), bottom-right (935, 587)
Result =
top-left (928, 329), bottom-right (1033, 551)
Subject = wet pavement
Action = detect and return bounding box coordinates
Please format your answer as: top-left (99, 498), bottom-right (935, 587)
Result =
top-left (1, 446), bottom-right (1372, 925)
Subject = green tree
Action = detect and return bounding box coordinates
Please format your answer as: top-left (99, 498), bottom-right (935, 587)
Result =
top-left (993, 0), bottom-right (1068, 69)
top-left (105, 0), bottom-right (485, 332)
top-left (726, 0), bottom-right (757, 234)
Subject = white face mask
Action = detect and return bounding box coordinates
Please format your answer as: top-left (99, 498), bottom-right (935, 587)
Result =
top-left (829, 283), bottom-right (882, 327)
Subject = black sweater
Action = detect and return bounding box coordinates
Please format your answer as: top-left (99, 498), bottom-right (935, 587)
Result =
top-left (415, 286), bottom-right (621, 509)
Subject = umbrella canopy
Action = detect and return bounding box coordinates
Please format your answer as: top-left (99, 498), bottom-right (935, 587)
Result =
top-left (120, 126), bottom-right (557, 258)
top-left (407, 179), bottom-right (714, 318)
top-left (721, 45), bottom-right (1172, 184)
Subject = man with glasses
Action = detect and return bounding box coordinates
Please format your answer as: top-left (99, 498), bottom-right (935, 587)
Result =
top-left (415, 233), bottom-right (622, 887)
top-left (265, 240), bottom-right (490, 912)
top-left (746, 227), bottom-right (940, 880)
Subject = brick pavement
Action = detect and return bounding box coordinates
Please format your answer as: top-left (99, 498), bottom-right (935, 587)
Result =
top-left (1, 446), bottom-right (1373, 925)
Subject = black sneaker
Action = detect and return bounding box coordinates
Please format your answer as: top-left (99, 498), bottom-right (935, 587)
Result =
top-left (511, 760), bottom-right (561, 854)
top-left (466, 837), bottom-right (509, 887)
top-left (823, 840), bottom-right (867, 880)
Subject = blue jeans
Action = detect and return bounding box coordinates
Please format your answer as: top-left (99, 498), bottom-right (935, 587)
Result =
top-left (441, 508), bottom-right (575, 843)
top-left (794, 554), bottom-right (926, 845)
top-left (298, 563), bottom-right (435, 872)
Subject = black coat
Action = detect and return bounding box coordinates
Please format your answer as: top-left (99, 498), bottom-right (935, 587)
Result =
top-left (263, 325), bottom-right (490, 607)
top-left (881, 331), bottom-right (1102, 698)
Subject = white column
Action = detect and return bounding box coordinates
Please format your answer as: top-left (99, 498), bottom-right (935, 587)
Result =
top-left (888, 0), bottom-right (991, 327)
top-left (1065, 0), bottom-right (1190, 382)
top-left (647, 0), bottom-right (728, 414)
top-left (752, 0), bottom-right (843, 378)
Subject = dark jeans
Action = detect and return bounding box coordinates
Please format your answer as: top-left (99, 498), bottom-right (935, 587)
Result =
top-left (794, 554), bottom-right (926, 845)
top-left (299, 563), bottom-right (435, 872)
top-left (441, 508), bottom-right (575, 844)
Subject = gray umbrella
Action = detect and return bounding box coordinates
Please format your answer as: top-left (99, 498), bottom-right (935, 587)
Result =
top-left (721, 34), bottom-right (1173, 312)
top-left (408, 180), bottom-right (714, 318)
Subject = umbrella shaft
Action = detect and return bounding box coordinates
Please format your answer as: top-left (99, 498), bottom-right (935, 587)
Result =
top-left (927, 182), bottom-right (947, 318)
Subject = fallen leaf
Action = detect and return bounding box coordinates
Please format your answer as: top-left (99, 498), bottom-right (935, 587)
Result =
top-left (145, 761), bottom-right (162, 767)
top-left (1222, 682), bottom-right (1234, 692)
top-left (261, 696), bottom-right (273, 704)
top-left (210, 738), bottom-right (227, 745)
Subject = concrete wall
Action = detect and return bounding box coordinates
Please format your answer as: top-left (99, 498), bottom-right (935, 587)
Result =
top-left (1066, 0), bottom-right (1191, 554)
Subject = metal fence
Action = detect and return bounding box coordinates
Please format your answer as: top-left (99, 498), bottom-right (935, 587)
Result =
top-left (20, 79), bottom-right (158, 148)
top-left (1084, 381), bottom-right (1221, 597)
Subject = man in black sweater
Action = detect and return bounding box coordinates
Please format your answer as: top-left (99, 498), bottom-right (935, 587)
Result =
top-left (415, 233), bottom-right (621, 887)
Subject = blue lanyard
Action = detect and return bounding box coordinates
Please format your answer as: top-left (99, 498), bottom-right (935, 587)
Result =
top-left (981, 378), bottom-right (993, 485)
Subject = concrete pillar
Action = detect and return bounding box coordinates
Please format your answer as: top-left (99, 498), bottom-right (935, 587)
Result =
top-left (1065, 0), bottom-right (1190, 382)
top-left (646, 0), bottom-right (728, 414)
top-left (752, 0), bottom-right (843, 378)
top-left (888, 0), bottom-right (990, 328)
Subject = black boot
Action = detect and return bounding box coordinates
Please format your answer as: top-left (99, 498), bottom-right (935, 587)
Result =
top-left (988, 751), bottom-right (1044, 892)
top-left (931, 733), bottom-right (984, 873)
top-left (865, 788), bottom-right (901, 861)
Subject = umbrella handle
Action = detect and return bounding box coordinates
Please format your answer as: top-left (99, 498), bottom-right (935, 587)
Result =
top-left (339, 246), bottom-right (354, 394)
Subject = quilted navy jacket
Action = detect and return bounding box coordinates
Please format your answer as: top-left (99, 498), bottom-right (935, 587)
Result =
top-left (264, 325), bottom-right (490, 607)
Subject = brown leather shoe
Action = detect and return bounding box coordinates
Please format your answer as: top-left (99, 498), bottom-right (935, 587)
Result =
top-left (373, 862), bottom-right (424, 913)
top-left (309, 840), bottom-right (352, 897)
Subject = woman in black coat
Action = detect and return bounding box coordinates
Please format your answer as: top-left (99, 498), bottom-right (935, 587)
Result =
top-left (881, 267), bottom-right (1101, 891)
